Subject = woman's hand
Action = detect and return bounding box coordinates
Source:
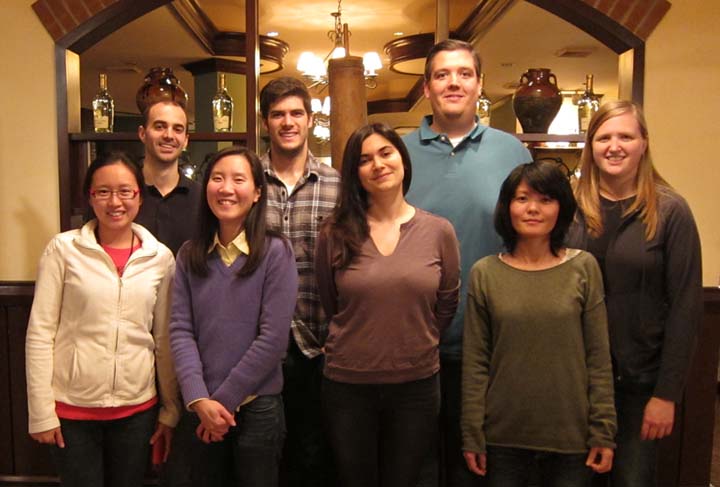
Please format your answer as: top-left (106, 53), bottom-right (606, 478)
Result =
top-left (585, 446), bottom-right (613, 473)
top-left (641, 397), bottom-right (675, 440)
top-left (190, 399), bottom-right (236, 443)
top-left (149, 422), bottom-right (173, 463)
top-left (30, 427), bottom-right (65, 448)
top-left (463, 450), bottom-right (487, 476)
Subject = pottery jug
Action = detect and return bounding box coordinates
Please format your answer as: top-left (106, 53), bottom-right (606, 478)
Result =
top-left (136, 67), bottom-right (189, 114)
top-left (512, 68), bottom-right (562, 134)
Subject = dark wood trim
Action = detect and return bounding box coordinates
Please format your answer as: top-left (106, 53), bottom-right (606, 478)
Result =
top-left (70, 132), bottom-right (248, 142)
top-left (525, 0), bottom-right (642, 54)
top-left (169, 0), bottom-right (288, 73)
top-left (182, 58), bottom-right (248, 76)
top-left (455, 0), bottom-right (516, 44)
top-left (58, 0), bottom-right (171, 53)
top-left (515, 133), bottom-right (585, 143)
top-left (368, 77), bottom-right (424, 115)
top-left (632, 44), bottom-right (645, 106)
top-left (167, 0), bottom-right (216, 53)
top-left (384, 33), bottom-right (435, 75)
top-left (55, 47), bottom-right (71, 232)
top-left (368, 98), bottom-right (413, 114)
top-left (213, 33), bottom-right (289, 73)
top-left (245, 0), bottom-right (259, 152)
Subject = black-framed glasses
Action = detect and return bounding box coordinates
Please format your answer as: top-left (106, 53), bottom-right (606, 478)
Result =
top-left (90, 188), bottom-right (139, 200)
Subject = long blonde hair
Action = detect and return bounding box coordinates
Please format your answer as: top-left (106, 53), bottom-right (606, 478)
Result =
top-left (574, 100), bottom-right (669, 240)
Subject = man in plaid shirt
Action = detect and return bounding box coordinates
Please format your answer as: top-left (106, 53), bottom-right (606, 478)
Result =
top-left (259, 77), bottom-right (340, 487)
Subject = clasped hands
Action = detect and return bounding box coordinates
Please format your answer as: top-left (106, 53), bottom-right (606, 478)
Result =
top-left (191, 399), bottom-right (236, 444)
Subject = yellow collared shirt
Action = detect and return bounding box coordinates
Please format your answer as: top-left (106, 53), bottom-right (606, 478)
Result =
top-left (208, 230), bottom-right (250, 267)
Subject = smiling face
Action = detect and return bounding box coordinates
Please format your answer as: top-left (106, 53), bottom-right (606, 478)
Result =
top-left (357, 133), bottom-right (405, 198)
top-left (509, 180), bottom-right (559, 241)
top-left (138, 102), bottom-right (188, 166)
top-left (423, 49), bottom-right (482, 129)
top-left (263, 95), bottom-right (312, 158)
top-left (591, 112), bottom-right (648, 189)
top-left (206, 154), bottom-right (261, 240)
top-left (89, 162), bottom-right (142, 235)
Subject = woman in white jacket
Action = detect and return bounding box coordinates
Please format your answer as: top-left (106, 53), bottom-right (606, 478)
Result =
top-left (25, 152), bottom-right (180, 487)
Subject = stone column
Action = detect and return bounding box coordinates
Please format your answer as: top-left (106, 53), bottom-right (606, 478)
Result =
top-left (328, 56), bottom-right (367, 172)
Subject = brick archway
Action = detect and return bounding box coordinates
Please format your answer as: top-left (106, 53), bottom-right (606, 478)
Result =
top-left (32, 0), bottom-right (671, 51)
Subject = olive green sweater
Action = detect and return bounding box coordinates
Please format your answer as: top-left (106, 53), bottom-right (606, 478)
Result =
top-left (461, 250), bottom-right (616, 454)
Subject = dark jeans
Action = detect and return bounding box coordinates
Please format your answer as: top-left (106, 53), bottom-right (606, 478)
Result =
top-left (323, 374), bottom-right (440, 487)
top-left (486, 446), bottom-right (590, 487)
top-left (51, 406), bottom-right (157, 487)
top-left (188, 394), bottom-right (286, 487)
top-left (610, 381), bottom-right (658, 487)
top-left (281, 341), bottom-right (335, 487)
top-left (159, 409), bottom-right (195, 487)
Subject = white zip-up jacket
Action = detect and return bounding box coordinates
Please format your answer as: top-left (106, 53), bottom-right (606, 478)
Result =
top-left (26, 221), bottom-right (181, 434)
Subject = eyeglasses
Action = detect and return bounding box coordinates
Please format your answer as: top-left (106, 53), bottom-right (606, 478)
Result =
top-left (90, 188), bottom-right (139, 200)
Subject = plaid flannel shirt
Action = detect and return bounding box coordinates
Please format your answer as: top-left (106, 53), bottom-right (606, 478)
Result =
top-left (261, 152), bottom-right (340, 358)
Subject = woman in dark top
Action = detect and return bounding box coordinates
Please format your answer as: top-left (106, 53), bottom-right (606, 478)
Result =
top-left (315, 123), bottom-right (460, 487)
top-left (566, 100), bottom-right (703, 487)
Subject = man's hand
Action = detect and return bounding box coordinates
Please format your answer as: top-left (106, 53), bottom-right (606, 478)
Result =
top-left (641, 397), bottom-right (675, 440)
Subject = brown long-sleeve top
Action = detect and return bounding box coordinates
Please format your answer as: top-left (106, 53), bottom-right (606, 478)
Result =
top-left (315, 208), bottom-right (461, 384)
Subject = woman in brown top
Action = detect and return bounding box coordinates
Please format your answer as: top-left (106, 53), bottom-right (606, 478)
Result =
top-left (315, 123), bottom-right (460, 487)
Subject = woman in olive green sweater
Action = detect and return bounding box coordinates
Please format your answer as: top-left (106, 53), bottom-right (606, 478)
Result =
top-left (461, 160), bottom-right (616, 486)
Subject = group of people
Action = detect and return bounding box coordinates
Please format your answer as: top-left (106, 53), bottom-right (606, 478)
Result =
top-left (25, 39), bottom-right (702, 487)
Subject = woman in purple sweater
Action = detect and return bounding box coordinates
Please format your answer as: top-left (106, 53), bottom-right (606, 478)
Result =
top-left (315, 123), bottom-right (460, 487)
top-left (169, 146), bottom-right (298, 487)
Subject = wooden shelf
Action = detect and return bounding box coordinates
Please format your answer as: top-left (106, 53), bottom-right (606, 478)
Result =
top-left (514, 133), bottom-right (585, 143)
top-left (69, 132), bottom-right (248, 142)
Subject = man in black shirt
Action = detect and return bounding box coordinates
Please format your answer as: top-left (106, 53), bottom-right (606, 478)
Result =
top-left (135, 100), bottom-right (200, 255)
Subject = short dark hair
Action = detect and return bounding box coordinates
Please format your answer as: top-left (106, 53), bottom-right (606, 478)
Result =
top-left (183, 146), bottom-right (281, 277)
top-left (260, 77), bottom-right (312, 119)
top-left (84, 151), bottom-right (145, 200)
top-left (141, 100), bottom-right (187, 127)
top-left (323, 123), bottom-right (412, 269)
top-left (493, 160), bottom-right (576, 256)
top-left (424, 39), bottom-right (482, 82)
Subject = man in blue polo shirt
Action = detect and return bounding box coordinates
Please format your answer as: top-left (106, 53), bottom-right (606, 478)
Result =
top-left (403, 39), bottom-right (532, 487)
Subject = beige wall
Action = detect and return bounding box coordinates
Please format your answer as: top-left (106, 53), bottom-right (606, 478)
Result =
top-left (1, 0), bottom-right (718, 285)
top-left (645, 0), bottom-right (720, 286)
top-left (0, 0), bottom-right (59, 280)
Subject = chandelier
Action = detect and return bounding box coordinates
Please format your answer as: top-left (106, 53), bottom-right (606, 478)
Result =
top-left (296, 0), bottom-right (382, 90)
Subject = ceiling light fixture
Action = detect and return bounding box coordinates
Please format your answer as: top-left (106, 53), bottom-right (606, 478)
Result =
top-left (296, 0), bottom-right (381, 90)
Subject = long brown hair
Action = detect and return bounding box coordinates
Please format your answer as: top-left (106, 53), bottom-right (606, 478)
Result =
top-left (574, 100), bottom-right (669, 240)
top-left (321, 123), bottom-right (413, 269)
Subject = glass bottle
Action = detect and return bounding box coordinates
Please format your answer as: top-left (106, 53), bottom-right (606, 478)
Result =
top-left (92, 73), bottom-right (114, 133)
top-left (477, 73), bottom-right (491, 126)
top-left (212, 73), bottom-right (234, 132)
top-left (577, 74), bottom-right (600, 134)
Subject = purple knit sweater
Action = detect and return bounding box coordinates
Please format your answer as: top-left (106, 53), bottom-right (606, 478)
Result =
top-left (170, 237), bottom-right (298, 412)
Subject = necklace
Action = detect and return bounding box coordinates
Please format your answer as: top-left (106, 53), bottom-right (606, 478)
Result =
top-left (97, 229), bottom-right (136, 276)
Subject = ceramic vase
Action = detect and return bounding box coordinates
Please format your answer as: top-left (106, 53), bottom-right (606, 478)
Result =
top-left (136, 67), bottom-right (188, 114)
top-left (512, 68), bottom-right (562, 134)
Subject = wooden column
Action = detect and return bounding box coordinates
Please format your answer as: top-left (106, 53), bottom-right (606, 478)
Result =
top-left (245, 0), bottom-right (259, 152)
top-left (328, 56), bottom-right (367, 171)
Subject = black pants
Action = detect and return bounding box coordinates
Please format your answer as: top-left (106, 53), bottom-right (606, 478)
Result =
top-left (323, 374), bottom-right (440, 487)
top-left (281, 341), bottom-right (335, 487)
